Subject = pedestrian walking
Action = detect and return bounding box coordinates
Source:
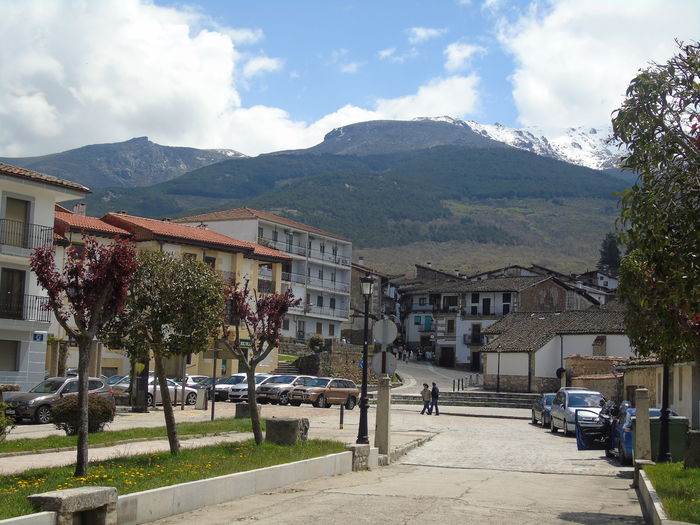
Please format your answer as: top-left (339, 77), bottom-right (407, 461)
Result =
top-left (430, 382), bottom-right (440, 416)
top-left (420, 383), bottom-right (431, 414)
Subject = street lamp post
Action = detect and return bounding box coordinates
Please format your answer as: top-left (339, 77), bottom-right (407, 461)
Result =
top-left (356, 273), bottom-right (375, 445)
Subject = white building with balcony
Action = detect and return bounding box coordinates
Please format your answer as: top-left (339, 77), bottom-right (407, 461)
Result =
top-left (0, 163), bottom-right (90, 391)
top-left (175, 208), bottom-right (352, 341)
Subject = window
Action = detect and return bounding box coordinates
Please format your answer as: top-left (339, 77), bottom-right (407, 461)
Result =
top-left (502, 293), bottom-right (511, 304)
top-left (471, 293), bottom-right (479, 304)
top-left (328, 324), bottom-right (335, 336)
top-left (330, 297), bottom-right (336, 309)
top-left (318, 269), bottom-right (323, 280)
top-left (203, 256), bottom-right (216, 268)
top-left (258, 226), bottom-right (264, 239)
top-left (471, 324), bottom-right (482, 344)
top-left (332, 246), bottom-right (337, 257)
top-left (414, 316), bottom-right (421, 325)
top-left (444, 296), bottom-right (458, 307)
top-left (503, 304), bottom-right (510, 315)
top-left (471, 305), bottom-right (478, 315)
top-left (447, 319), bottom-right (455, 333)
top-left (0, 340), bottom-right (19, 371)
top-left (271, 230), bottom-right (278, 242)
top-left (306, 294), bottom-right (310, 305)
top-left (283, 319), bottom-right (290, 330)
top-left (317, 296), bottom-right (323, 307)
top-left (482, 298), bottom-right (491, 315)
top-left (330, 271), bottom-right (336, 283)
top-left (320, 243), bottom-right (325, 254)
top-left (418, 297), bottom-right (427, 305)
top-left (316, 322), bottom-right (323, 334)
top-left (183, 253), bottom-right (197, 261)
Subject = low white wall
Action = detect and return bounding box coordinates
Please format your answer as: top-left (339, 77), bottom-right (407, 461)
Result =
top-left (0, 512), bottom-right (55, 525)
top-left (117, 451), bottom-right (352, 525)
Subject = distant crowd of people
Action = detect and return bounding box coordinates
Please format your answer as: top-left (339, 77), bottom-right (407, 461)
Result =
top-left (389, 345), bottom-right (432, 362)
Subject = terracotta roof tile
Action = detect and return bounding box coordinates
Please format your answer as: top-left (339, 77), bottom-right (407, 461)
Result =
top-left (0, 162), bottom-right (90, 194)
top-left (54, 204), bottom-right (72, 213)
top-left (102, 213), bottom-right (290, 260)
top-left (174, 207), bottom-right (349, 242)
top-left (55, 212), bottom-right (131, 237)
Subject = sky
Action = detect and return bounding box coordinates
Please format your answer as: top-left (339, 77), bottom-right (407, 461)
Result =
top-left (0, 0), bottom-right (698, 157)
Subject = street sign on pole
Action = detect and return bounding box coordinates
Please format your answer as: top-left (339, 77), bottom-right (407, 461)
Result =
top-left (372, 319), bottom-right (397, 346)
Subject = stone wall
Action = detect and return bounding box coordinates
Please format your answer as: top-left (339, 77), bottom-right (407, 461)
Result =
top-left (622, 367), bottom-right (658, 407)
top-left (520, 279), bottom-right (567, 311)
top-left (483, 373), bottom-right (529, 392)
top-left (571, 375), bottom-right (621, 401)
top-left (296, 349), bottom-right (378, 384)
top-left (565, 355), bottom-right (627, 376)
top-left (534, 376), bottom-right (560, 393)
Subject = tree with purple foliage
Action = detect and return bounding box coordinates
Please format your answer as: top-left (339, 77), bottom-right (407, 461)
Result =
top-left (221, 278), bottom-right (300, 444)
top-left (30, 235), bottom-right (138, 476)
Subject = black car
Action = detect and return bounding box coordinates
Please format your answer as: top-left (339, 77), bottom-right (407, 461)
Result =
top-left (531, 392), bottom-right (556, 428)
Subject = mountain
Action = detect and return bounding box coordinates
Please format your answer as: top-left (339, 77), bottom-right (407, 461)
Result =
top-left (0, 137), bottom-right (244, 188)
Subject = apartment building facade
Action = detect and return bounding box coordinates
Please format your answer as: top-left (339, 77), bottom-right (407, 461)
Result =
top-left (176, 208), bottom-right (352, 342)
top-left (0, 163), bottom-right (90, 391)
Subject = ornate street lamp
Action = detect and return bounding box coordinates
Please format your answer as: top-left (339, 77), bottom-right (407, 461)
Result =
top-left (356, 272), bottom-right (375, 444)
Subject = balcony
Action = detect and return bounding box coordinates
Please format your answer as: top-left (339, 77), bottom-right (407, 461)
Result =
top-left (306, 305), bottom-right (349, 319)
top-left (0, 219), bottom-right (53, 252)
top-left (464, 334), bottom-right (485, 345)
top-left (307, 276), bottom-right (350, 294)
top-left (258, 237), bottom-right (307, 257)
top-left (0, 294), bottom-right (51, 322)
top-left (307, 249), bottom-right (351, 266)
top-left (257, 279), bottom-right (276, 294)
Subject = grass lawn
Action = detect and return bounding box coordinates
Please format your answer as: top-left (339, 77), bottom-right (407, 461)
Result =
top-left (277, 354), bottom-right (299, 364)
top-left (0, 417), bottom-right (256, 454)
top-left (645, 462), bottom-right (700, 524)
top-left (0, 439), bottom-right (346, 520)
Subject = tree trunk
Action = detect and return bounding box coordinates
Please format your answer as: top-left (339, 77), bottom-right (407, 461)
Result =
top-left (74, 338), bottom-right (91, 477)
top-left (154, 351), bottom-right (180, 454)
top-left (246, 364), bottom-right (263, 444)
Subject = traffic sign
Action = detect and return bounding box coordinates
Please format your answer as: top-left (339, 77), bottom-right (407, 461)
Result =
top-left (372, 352), bottom-right (397, 376)
top-left (372, 319), bottom-right (397, 345)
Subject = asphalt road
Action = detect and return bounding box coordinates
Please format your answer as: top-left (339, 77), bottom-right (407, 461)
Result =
top-left (394, 358), bottom-right (478, 394)
top-left (148, 408), bottom-right (644, 525)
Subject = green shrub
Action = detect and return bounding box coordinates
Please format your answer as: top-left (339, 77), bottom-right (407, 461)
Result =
top-left (307, 333), bottom-right (325, 354)
top-left (0, 402), bottom-right (15, 441)
top-left (52, 394), bottom-right (115, 435)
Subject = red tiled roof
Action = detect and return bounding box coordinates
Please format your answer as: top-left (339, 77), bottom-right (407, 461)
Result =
top-left (55, 212), bottom-right (131, 237)
top-left (55, 204), bottom-right (72, 213)
top-left (102, 213), bottom-right (290, 260)
top-left (0, 162), bottom-right (90, 194)
top-left (174, 207), bottom-right (349, 242)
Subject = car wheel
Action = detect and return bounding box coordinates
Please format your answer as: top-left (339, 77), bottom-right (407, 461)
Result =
top-left (345, 397), bottom-right (356, 410)
top-left (542, 414), bottom-right (550, 429)
top-left (34, 405), bottom-right (52, 424)
top-left (618, 442), bottom-right (630, 466)
top-left (531, 410), bottom-right (537, 425)
top-left (550, 419), bottom-right (558, 433)
top-left (185, 392), bottom-right (197, 405)
top-left (563, 421), bottom-right (571, 436)
top-left (146, 393), bottom-right (154, 407)
top-left (314, 395), bottom-right (326, 408)
top-left (279, 392), bottom-right (290, 406)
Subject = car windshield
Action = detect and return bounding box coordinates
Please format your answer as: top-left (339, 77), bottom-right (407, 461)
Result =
top-left (223, 376), bottom-right (245, 385)
top-left (307, 378), bottom-right (329, 387)
top-left (543, 394), bottom-right (555, 406)
top-left (255, 376), bottom-right (270, 384)
top-left (107, 375), bottom-right (125, 385)
top-left (267, 375), bottom-right (296, 384)
top-left (29, 379), bottom-right (65, 394)
top-left (568, 393), bottom-right (604, 407)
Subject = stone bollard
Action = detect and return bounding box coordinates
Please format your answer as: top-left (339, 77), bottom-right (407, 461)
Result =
top-left (347, 444), bottom-right (379, 471)
top-left (685, 430), bottom-right (700, 469)
top-left (374, 376), bottom-right (391, 456)
top-left (265, 418), bottom-right (309, 445)
top-left (28, 486), bottom-right (117, 525)
top-left (235, 402), bottom-right (261, 419)
top-left (634, 388), bottom-right (652, 461)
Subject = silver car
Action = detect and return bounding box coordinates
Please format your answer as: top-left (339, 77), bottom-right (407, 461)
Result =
top-left (550, 388), bottom-right (606, 435)
top-left (256, 375), bottom-right (315, 405)
top-left (112, 377), bottom-right (198, 406)
top-left (228, 374), bottom-right (272, 402)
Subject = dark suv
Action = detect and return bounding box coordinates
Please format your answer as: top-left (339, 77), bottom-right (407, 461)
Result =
top-left (256, 375), bottom-right (315, 405)
top-left (6, 377), bottom-right (115, 424)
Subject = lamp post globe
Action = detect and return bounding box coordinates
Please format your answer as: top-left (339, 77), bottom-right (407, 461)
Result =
top-left (356, 273), bottom-right (374, 444)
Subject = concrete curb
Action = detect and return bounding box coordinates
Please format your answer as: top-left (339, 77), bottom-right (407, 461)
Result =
top-left (637, 468), bottom-right (690, 525)
top-left (0, 431), bottom-right (243, 459)
top-left (0, 512), bottom-right (54, 525)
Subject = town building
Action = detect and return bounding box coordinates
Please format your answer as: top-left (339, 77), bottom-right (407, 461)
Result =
top-left (175, 208), bottom-right (352, 342)
top-left (342, 260), bottom-right (391, 345)
top-left (0, 163), bottom-right (90, 391)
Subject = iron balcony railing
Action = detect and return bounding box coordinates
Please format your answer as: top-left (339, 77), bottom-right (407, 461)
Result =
top-left (0, 294), bottom-right (51, 322)
top-left (0, 219), bottom-right (53, 251)
top-left (306, 305), bottom-right (349, 319)
top-left (258, 237), bottom-right (308, 257)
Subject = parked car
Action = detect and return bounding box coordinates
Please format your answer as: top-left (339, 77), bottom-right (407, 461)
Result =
top-left (608, 406), bottom-right (678, 465)
top-left (5, 376), bottom-right (115, 424)
top-left (174, 375), bottom-right (209, 388)
top-left (228, 374), bottom-right (273, 402)
top-left (531, 392), bottom-right (556, 427)
top-left (550, 388), bottom-right (606, 435)
top-left (106, 374), bottom-right (127, 385)
top-left (208, 374), bottom-right (247, 401)
top-left (289, 377), bottom-right (359, 409)
top-left (256, 375), bottom-right (315, 405)
top-left (112, 377), bottom-right (198, 406)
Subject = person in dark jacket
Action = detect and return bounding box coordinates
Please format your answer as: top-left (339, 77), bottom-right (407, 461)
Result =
top-left (430, 382), bottom-right (439, 415)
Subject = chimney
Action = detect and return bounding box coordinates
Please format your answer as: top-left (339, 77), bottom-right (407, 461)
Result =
top-left (427, 262), bottom-right (432, 268)
top-left (72, 203), bottom-right (86, 216)
top-left (358, 256), bottom-right (365, 267)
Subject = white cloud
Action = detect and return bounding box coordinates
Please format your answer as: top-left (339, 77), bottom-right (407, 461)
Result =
top-left (444, 43), bottom-right (484, 72)
top-left (378, 47), bottom-right (418, 63)
top-left (0, 0), bottom-right (482, 158)
top-left (242, 56), bottom-right (283, 78)
top-left (407, 27), bottom-right (448, 44)
top-left (378, 48), bottom-right (396, 60)
top-left (498, 0), bottom-right (700, 128)
top-left (224, 28), bottom-right (264, 45)
top-left (339, 61), bottom-right (362, 74)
